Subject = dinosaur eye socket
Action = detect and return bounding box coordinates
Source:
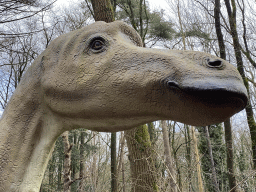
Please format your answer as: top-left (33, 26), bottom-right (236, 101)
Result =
top-left (90, 37), bottom-right (106, 51)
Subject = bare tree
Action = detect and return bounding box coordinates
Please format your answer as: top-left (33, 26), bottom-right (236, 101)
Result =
top-left (213, 0), bottom-right (238, 190)
top-left (204, 126), bottom-right (220, 192)
top-left (224, 0), bottom-right (256, 170)
top-left (62, 131), bottom-right (72, 192)
top-left (191, 127), bottom-right (204, 192)
top-left (162, 120), bottom-right (178, 192)
top-left (0, 0), bottom-right (56, 37)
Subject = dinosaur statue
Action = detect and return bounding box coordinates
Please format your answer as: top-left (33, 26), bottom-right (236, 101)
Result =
top-left (0, 20), bottom-right (247, 191)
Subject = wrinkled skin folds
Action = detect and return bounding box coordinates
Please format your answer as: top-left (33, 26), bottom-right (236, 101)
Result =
top-left (0, 21), bottom-right (248, 191)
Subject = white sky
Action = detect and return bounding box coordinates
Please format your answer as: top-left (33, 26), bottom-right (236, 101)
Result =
top-left (55, 0), bottom-right (170, 11)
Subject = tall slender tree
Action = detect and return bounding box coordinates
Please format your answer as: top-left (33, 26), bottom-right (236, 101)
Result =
top-left (63, 131), bottom-right (72, 192)
top-left (205, 126), bottom-right (220, 192)
top-left (78, 130), bottom-right (86, 191)
top-left (198, 124), bottom-right (228, 192)
top-left (224, 0), bottom-right (256, 170)
top-left (214, 0), bottom-right (237, 190)
top-left (191, 127), bottom-right (204, 192)
top-left (162, 120), bottom-right (177, 192)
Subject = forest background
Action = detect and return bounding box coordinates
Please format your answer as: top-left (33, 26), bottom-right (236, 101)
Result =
top-left (0, 0), bottom-right (256, 191)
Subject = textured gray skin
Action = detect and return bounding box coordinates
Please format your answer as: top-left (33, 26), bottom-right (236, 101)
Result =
top-left (0, 21), bottom-right (247, 191)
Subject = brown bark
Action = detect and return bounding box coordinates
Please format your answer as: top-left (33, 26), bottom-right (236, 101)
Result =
top-left (117, 132), bottom-right (126, 191)
top-left (171, 122), bottom-right (182, 190)
top-left (161, 120), bottom-right (177, 192)
top-left (91, 0), bottom-right (115, 22)
top-left (224, 120), bottom-right (237, 190)
top-left (62, 131), bottom-right (72, 192)
top-left (214, 0), bottom-right (226, 59)
top-left (191, 127), bottom-right (204, 192)
top-left (125, 125), bottom-right (159, 192)
top-left (91, 132), bottom-right (98, 191)
top-left (122, 162), bottom-right (126, 192)
top-left (205, 126), bottom-right (220, 192)
top-left (184, 125), bottom-right (192, 191)
top-left (111, 132), bottom-right (117, 192)
top-left (117, 132), bottom-right (125, 182)
top-left (78, 130), bottom-right (86, 192)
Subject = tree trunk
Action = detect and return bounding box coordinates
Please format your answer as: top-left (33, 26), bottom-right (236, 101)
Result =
top-left (91, 132), bottom-right (98, 191)
top-left (171, 122), bottom-right (182, 190)
top-left (78, 130), bottom-right (86, 192)
top-left (177, 0), bottom-right (186, 50)
top-left (184, 125), bottom-right (192, 191)
top-left (214, 0), bottom-right (226, 60)
top-left (191, 127), bottom-right (204, 192)
top-left (162, 120), bottom-right (177, 192)
top-left (125, 125), bottom-right (159, 192)
top-left (122, 162), bottom-right (126, 192)
top-left (213, 1), bottom-right (238, 189)
top-left (117, 132), bottom-right (126, 192)
top-left (205, 126), bottom-right (220, 192)
top-left (224, 0), bottom-right (256, 169)
top-left (71, 132), bottom-right (78, 191)
top-left (91, 0), bottom-right (114, 22)
top-left (111, 132), bottom-right (118, 192)
top-left (117, 132), bottom-right (125, 186)
top-left (62, 131), bottom-right (72, 192)
top-left (224, 120), bottom-right (237, 191)
top-left (148, 122), bottom-right (156, 146)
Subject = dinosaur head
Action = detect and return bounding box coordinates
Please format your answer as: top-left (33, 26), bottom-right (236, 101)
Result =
top-left (39, 20), bottom-right (247, 130)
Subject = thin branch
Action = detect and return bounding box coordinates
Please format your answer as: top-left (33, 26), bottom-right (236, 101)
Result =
top-left (193, 0), bottom-right (214, 18)
top-left (229, 170), bottom-right (256, 192)
top-left (0, 1), bottom-right (57, 24)
top-left (84, 0), bottom-right (94, 18)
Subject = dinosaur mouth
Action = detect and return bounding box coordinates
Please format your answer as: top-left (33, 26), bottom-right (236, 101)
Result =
top-left (166, 80), bottom-right (248, 110)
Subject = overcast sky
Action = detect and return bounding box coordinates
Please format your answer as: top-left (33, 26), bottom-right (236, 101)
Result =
top-left (55, 0), bottom-right (170, 11)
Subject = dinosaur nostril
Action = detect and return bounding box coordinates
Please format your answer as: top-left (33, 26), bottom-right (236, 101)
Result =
top-left (167, 81), bottom-right (180, 89)
top-left (207, 59), bottom-right (223, 68)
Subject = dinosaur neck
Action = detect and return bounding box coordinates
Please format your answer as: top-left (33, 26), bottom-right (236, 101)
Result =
top-left (0, 81), bottom-right (61, 191)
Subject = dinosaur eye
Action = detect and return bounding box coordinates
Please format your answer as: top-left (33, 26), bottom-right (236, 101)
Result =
top-left (90, 37), bottom-right (106, 51)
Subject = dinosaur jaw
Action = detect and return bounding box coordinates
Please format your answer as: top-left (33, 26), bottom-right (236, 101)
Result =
top-left (164, 78), bottom-right (248, 126)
